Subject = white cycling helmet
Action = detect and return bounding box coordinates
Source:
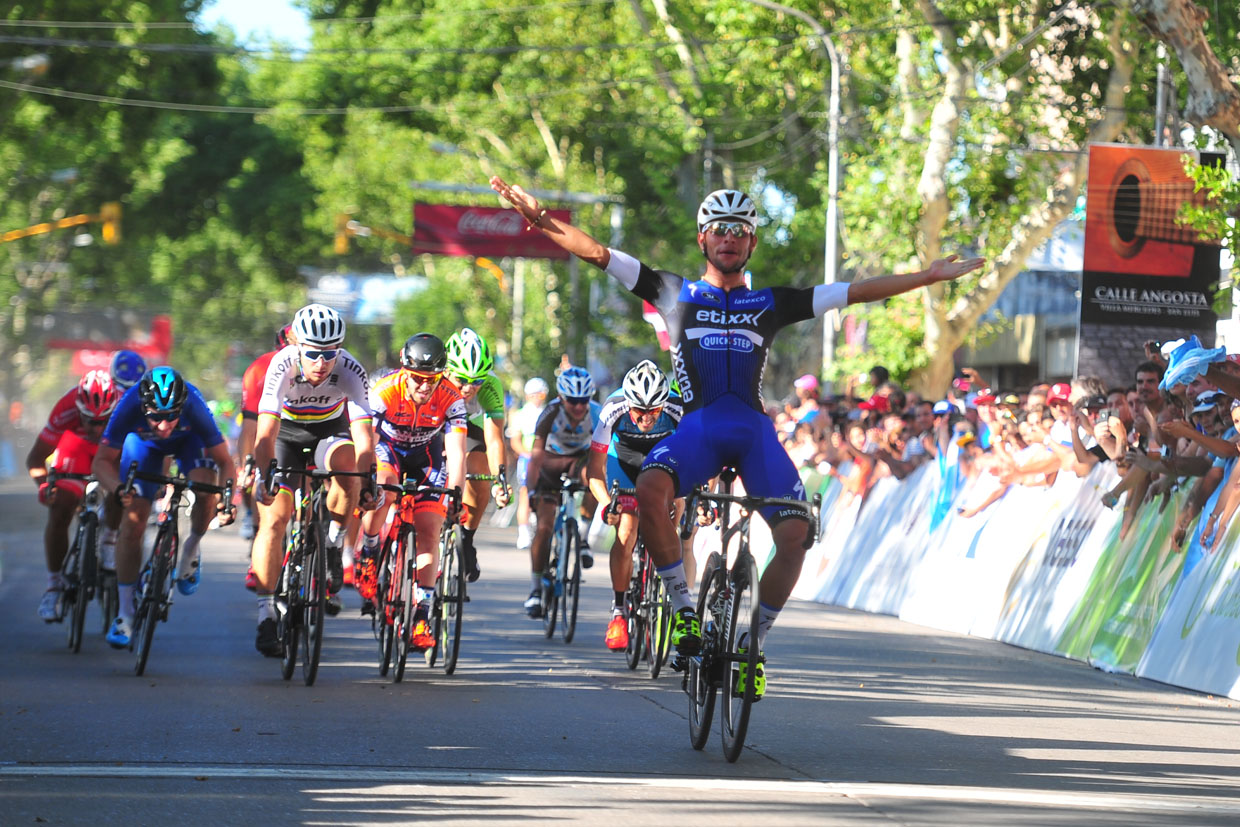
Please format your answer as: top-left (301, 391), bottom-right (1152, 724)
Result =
top-left (292, 303), bottom-right (345, 348)
top-left (524, 377), bottom-right (549, 396)
top-left (622, 360), bottom-right (670, 409)
top-left (697, 189), bottom-right (758, 230)
top-left (556, 366), bottom-right (595, 399)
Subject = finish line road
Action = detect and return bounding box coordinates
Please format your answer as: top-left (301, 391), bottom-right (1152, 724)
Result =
top-left (2, 485), bottom-right (1238, 825)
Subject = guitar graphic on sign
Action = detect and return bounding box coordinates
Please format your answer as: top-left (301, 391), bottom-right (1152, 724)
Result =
top-left (1084, 144), bottom-right (1220, 279)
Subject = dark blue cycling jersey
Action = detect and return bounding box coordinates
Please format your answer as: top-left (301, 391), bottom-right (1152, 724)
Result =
top-left (606, 251), bottom-right (847, 414)
top-left (102, 382), bottom-right (224, 452)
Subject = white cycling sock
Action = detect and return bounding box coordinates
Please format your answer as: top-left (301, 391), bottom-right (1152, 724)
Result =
top-left (326, 520), bottom-right (345, 547)
top-left (48, 572), bottom-right (65, 591)
top-left (257, 593), bottom-right (276, 624)
top-left (530, 571), bottom-right (542, 592)
top-left (118, 581), bottom-right (137, 623)
top-left (656, 561), bottom-right (695, 612)
top-left (180, 532), bottom-right (204, 573)
top-left (99, 527), bottom-right (118, 570)
top-left (756, 602), bottom-right (780, 650)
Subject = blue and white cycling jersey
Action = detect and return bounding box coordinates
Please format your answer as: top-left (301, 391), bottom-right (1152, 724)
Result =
top-left (533, 397), bottom-right (602, 456)
top-left (590, 388), bottom-right (682, 484)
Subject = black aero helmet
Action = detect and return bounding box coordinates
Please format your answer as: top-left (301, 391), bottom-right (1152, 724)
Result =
top-left (401, 333), bottom-right (447, 372)
top-left (139, 366), bottom-right (188, 413)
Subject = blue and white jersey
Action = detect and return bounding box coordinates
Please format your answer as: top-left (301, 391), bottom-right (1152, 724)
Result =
top-left (590, 388), bottom-right (682, 477)
top-left (533, 397), bottom-right (601, 456)
top-left (102, 382), bottom-right (224, 451)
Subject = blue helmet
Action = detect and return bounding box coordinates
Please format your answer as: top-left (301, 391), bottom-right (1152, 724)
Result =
top-left (556, 366), bottom-right (595, 399)
top-left (139, 366), bottom-right (187, 412)
top-left (109, 349), bottom-right (147, 391)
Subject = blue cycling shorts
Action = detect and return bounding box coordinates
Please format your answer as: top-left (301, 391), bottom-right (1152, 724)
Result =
top-left (640, 393), bottom-right (807, 526)
top-left (120, 431), bottom-right (216, 500)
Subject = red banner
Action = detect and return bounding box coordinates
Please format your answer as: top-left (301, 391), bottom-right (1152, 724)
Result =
top-left (411, 204), bottom-right (573, 260)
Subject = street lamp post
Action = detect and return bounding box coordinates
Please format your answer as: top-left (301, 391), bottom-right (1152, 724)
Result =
top-left (741, 0), bottom-right (841, 382)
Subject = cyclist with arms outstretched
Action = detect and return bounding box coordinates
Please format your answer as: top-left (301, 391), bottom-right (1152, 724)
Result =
top-left (587, 360), bottom-right (683, 650)
top-left (492, 176), bottom-right (984, 698)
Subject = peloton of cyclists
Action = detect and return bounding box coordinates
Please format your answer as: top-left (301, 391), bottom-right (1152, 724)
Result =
top-left (27, 370), bottom-right (122, 622)
top-left (92, 367), bottom-right (237, 648)
top-left (587, 360), bottom-right (683, 650)
top-left (356, 333), bottom-right (467, 651)
top-left (522, 365), bottom-right (601, 618)
top-left (250, 304), bottom-right (376, 656)
top-left (492, 175), bottom-right (983, 698)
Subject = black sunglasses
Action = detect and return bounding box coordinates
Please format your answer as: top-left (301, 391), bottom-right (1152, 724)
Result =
top-left (144, 409), bottom-right (181, 422)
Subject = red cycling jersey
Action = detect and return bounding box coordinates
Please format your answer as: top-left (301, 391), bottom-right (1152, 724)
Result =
top-left (37, 387), bottom-right (101, 447)
top-left (241, 350), bottom-right (278, 419)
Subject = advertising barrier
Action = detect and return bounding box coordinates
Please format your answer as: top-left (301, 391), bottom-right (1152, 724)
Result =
top-left (785, 456), bottom-right (1240, 700)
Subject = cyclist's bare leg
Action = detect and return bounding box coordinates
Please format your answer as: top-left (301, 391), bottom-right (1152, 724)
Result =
top-left (43, 491), bottom-right (80, 575)
top-left (413, 510), bottom-right (444, 589)
top-left (187, 466), bottom-right (218, 535)
top-left (609, 511), bottom-right (640, 594)
top-left (635, 469), bottom-right (680, 569)
top-left (757, 517), bottom-right (810, 611)
top-left (672, 499), bottom-right (693, 586)
top-left (252, 490), bottom-right (293, 592)
top-left (530, 496), bottom-right (556, 573)
top-left (116, 497), bottom-right (153, 584)
top-left (323, 442), bottom-right (360, 527)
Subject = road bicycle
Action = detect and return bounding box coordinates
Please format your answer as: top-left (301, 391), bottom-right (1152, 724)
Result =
top-left (682, 467), bottom-right (820, 762)
top-left (605, 484), bottom-right (673, 678)
top-left (539, 474), bottom-right (586, 643)
top-left (267, 460), bottom-right (373, 686)
top-left (122, 463), bottom-right (233, 677)
top-left (374, 478), bottom-right (463, 681)
top-left (46, 471), bottom-right (116, 653)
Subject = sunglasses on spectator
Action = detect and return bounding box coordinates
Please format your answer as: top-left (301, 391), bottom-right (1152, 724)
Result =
top-left (144, 409), bottom-right (180, 422)
top-left (407, 370), bottom-right (443, 386)
top-left (564, 396), bottom-right (591, 406)
top-left (301, 348), bottom-right (339, 362)
top-left (703, 221), bottom-right (754, 238)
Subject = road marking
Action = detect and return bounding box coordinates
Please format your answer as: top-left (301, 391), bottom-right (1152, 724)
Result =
top-left (2, 764), bottom-right (1239, 814)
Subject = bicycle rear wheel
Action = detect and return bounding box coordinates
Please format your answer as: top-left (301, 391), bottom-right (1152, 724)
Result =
top-left (301, 520), bottom-right (327, 686)
top-left (279, 544), bottom-right (300, 682)
top-left (623, 547), bottom-right (645, 670)
top-left (375, 540), bottom-right (395, 677)
top-left (134, 532), bottom-right (172, 677)
top-left (646, 560), bottom-right (672, 680)
top-left (560, 520), bottom-right (581, 644)
top-left (688, 552), bottom-right (723, 750)
top-left (99, 568), bottom-right (117, 637)
top-left (67, 516), bottom-right (97, 653)
top-left (721, 551), bottom-right (761, 763)
top-left (542, 532), bottom-right (560, 639)
top-left (437, 523), bottom-right (465, 674)
top-left (393, 528), bottom-right (415, 683)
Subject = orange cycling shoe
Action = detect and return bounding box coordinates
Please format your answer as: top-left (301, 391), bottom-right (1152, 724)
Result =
top-left (411, 619), bottom-right (435, 651)
top-left (355, 557), bottom-right (378, 601)
top-left (605, 614), bottom-right (629, 650)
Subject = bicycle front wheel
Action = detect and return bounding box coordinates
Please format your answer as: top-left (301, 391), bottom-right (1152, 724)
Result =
top-left (375, 540), bottom-right (395, 677)
top-left (67, 516), bottom-right (98, 653)
top-left (301, 521), bottom-right (327, 686)
top-left (134, 532), bottom-right (173, 677)
top-left (623, 548), bottom-right (645, 670)
top-left (393, 528), bottom-right (415, 683)
top-left (542, 533), bottom-right (560, 639)
top-left (688, 552), bottom-right (723, 751)
top-left (560, 520), bottom-right (581, 644)
top-left (437, 523), bottom-right (465, 674)
top-left (279, 543), bottom-right (300, 682)
top-left (721, 551), bottom-right (762, 763)
top-left (647, 558), bottom-right (672, 680)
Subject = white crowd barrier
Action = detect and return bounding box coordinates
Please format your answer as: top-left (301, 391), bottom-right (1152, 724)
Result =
top-left (766, 454), bottom-right (1240, 700)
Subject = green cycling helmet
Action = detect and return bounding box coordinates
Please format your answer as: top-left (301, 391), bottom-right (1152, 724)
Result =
top-left (445, 328), bottom-right (494, 381)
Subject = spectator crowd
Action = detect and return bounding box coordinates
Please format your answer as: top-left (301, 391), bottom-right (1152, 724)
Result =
top-left (774, 336), bottom-right (1240, 553)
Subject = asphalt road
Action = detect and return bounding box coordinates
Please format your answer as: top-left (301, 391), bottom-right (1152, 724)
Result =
top-left (2, 482), bottom-right (1239, 826)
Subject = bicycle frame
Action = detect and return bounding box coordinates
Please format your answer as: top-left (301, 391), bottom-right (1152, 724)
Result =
top-left (541, 474), bottom-right (585, 642)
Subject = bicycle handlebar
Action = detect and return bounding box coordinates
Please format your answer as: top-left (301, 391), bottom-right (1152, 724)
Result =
top-left (605, 481), bottom-right (637, 520)
top-left (377, 479), bottom-right (463, 511)
top-left (694, 486), bottom-right (823, 549)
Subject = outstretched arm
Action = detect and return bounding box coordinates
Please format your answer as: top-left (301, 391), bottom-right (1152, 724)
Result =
top-left (490, 177), bottom-right (610, 269)
top-left (846, 255), bottom-right (985, 304)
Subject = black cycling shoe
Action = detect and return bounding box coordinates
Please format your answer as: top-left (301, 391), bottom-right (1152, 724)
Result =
top-left (462, 541), bottom-right (481, 583)
top-left (327, 545), bottom-right (344, 593)
top-left (324, 593), bottom-right (343, 617)
top-left (255, 618), bottom-right (280, 657)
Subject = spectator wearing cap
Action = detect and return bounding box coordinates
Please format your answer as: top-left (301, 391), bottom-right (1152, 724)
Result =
top-left (786, 374), bottom-right (822, 426)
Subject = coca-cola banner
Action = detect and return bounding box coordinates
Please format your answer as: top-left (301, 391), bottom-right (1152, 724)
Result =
top-left (411, 204), bottom-right (573, 260)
